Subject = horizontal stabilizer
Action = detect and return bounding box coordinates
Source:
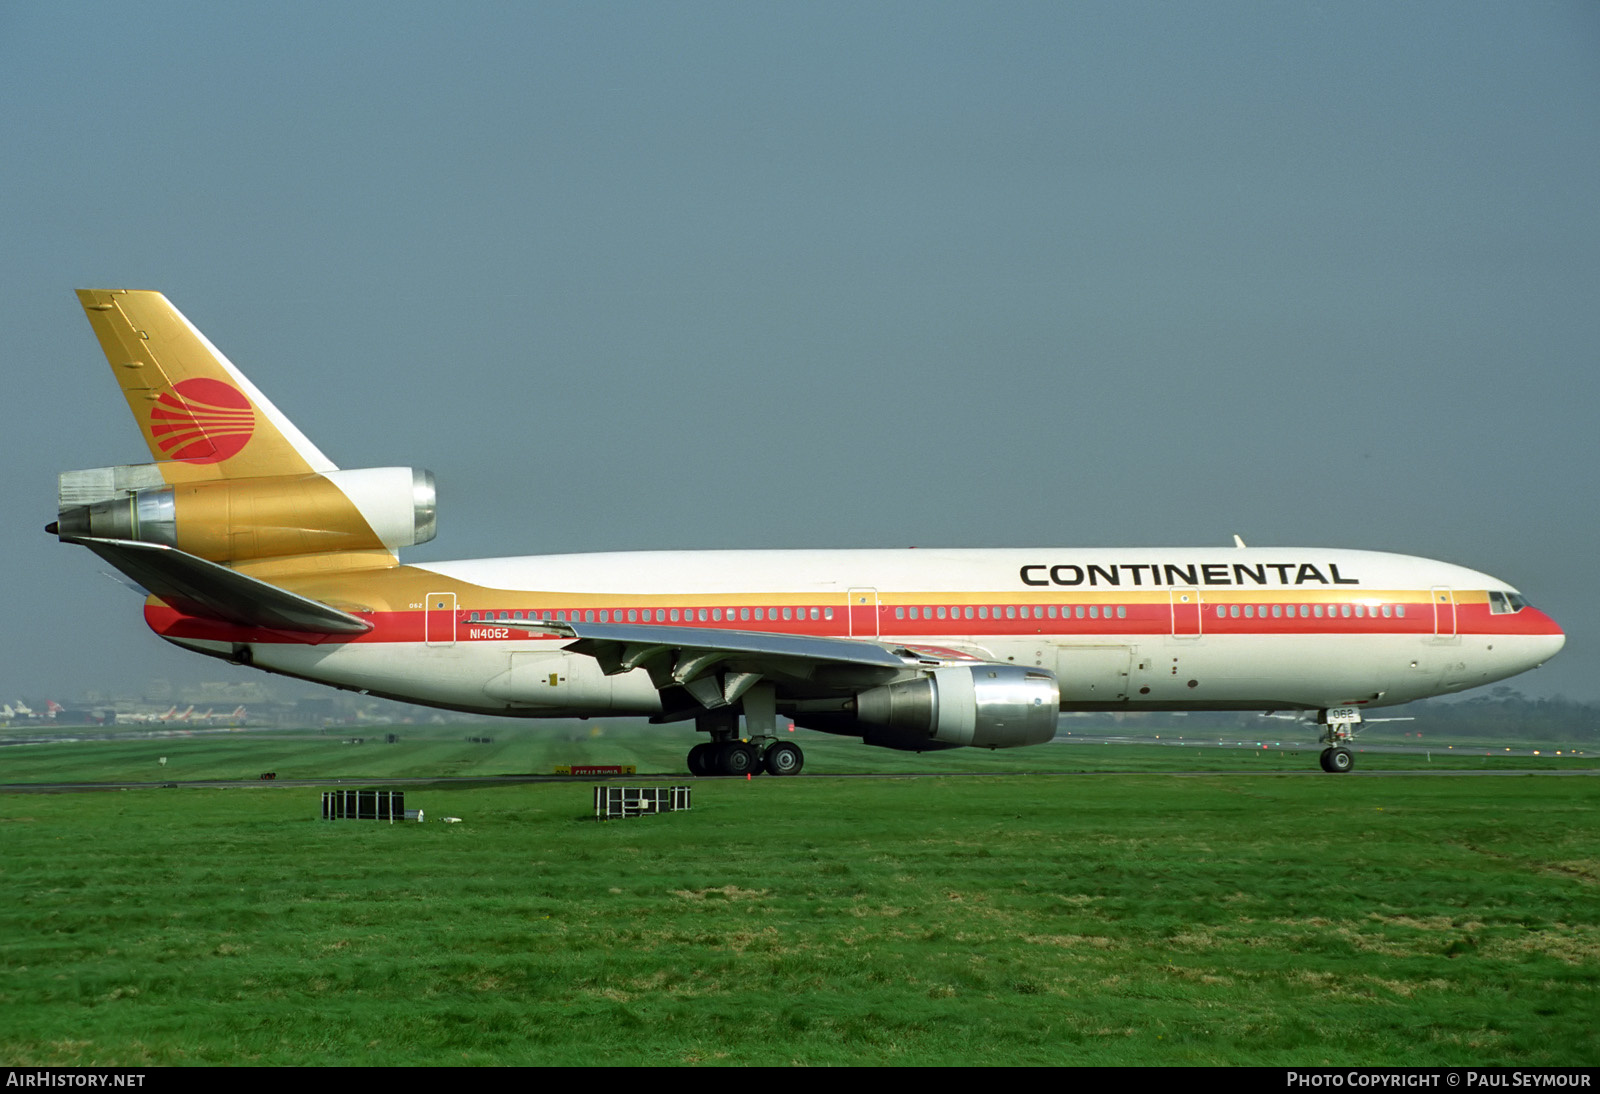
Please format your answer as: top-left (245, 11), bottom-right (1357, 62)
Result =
top-left (62, 536), bottom-right (372, 635)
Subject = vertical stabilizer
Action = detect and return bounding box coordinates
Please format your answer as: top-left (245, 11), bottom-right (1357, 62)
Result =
top-left (76, 290), bottom-right (337, 483)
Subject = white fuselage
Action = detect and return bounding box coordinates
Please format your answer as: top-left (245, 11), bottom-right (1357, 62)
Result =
top-left (156, 546), bottom-right (1565, 720)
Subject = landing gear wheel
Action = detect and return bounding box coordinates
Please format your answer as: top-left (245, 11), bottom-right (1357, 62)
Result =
top-left (1320, 747), bottom-right (1354, 774)
top-left (717, 741), bottom-right (759, 777)
top-left (687, 742), bottom-right (716, 776)
top-left (763, 741), bottom-right (804, 777)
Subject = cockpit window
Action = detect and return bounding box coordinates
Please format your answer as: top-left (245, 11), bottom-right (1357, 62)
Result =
top-left (1488, 591), bottom-right (1528, 614)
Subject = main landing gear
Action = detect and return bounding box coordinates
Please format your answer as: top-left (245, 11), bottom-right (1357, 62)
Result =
top-left (687, 738), bottom-right (805, 777)
top-left (686, 692), bottom-right (805, 777)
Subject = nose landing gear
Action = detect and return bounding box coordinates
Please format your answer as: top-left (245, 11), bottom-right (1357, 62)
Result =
top-left (1319, 746), bottom-right (1354, 773)
top-left (1317, 707), bottom-right (1361, 773)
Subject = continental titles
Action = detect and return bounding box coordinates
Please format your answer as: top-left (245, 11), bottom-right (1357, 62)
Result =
top-left (1019, 562), bottom-right (1360, 588)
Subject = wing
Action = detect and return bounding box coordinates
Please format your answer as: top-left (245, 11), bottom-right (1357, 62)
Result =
top-left (489, 616), bottom-right (1061, 749)
top-left (61, 536), bottom-right (372, 635)
top-left (490, 616), bottom-right (926, 714)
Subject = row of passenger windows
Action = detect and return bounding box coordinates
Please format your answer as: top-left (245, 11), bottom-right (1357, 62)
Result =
top-left (895, 604), bottom-right (1126, 620)
top-left (464, 602), bottom-right (1407, 625)
top-left (469, 607), bottom-right (837, 624)
top-left (1219, 603), bottom-right (1406, 619)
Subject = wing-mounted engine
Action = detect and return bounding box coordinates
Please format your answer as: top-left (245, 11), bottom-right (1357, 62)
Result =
top-left (53, 463), bottom-right (436, 562)
top-left (796, 664), bottom-right (1061, 751)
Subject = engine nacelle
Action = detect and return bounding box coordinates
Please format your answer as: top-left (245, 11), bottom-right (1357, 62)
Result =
top-left (55, 465), bottom-right (436, 562)
top-left (808, 665), bottom-right (1060, 751)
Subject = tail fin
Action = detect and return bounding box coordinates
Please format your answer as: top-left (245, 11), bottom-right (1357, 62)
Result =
top-left (76, 290), bottom-right (336, 482)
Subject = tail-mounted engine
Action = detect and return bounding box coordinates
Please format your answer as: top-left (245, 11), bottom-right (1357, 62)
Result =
top-left (53, 464), bottom-right (436, 562)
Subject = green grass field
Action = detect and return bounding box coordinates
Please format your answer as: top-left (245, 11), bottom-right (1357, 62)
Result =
top-left (0, 719), bottom-right (1590, 785)
top-left (1, 726), bottom-right (1595, 1066)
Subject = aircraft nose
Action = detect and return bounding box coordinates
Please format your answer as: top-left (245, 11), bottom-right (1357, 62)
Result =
top-left (1526, 609), bottom-right (1565, 666)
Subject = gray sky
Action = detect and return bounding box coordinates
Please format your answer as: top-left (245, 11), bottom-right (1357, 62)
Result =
top-left (4, 2), bottom-right (1597, 703)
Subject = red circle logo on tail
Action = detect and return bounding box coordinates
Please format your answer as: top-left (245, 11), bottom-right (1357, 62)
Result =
top-left (149, 378), bottom-right (255, 463)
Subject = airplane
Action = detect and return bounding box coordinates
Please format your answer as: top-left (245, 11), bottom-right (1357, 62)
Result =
top-left (0, 700), bottom-right (60, 721)
top-left (49, 290), bottom-right (1565, 776)
top-left (191, 706), bottom-right (249, 724)
top-left (113, 705), bottom-right (177, 725)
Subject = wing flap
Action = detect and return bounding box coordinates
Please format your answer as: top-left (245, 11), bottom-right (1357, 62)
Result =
top-left (63, 535), bottom-right (372, 635)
